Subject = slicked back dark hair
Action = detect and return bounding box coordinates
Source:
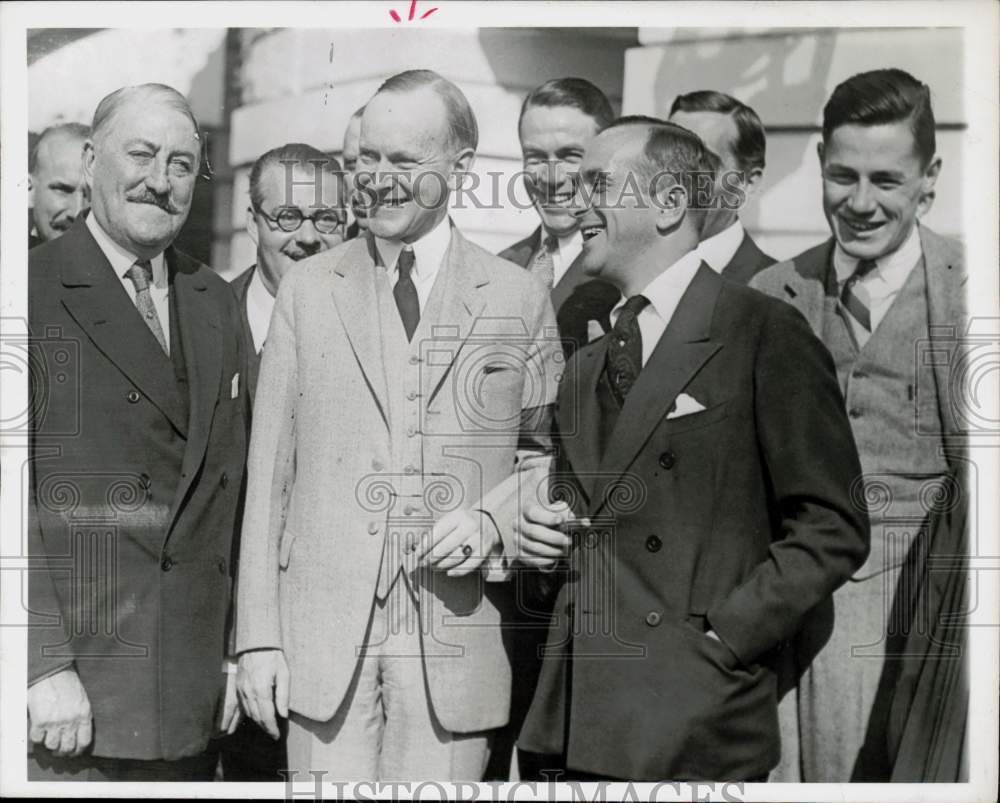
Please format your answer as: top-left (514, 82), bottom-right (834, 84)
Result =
top-left (822, 68), bottom-right (936, 166)
top-left (29, 122), bottom-right (90, 174)
top-left (249, 143), bottom-right (341, 211)
top-left (519, 77), bottom-right (614, 135)
top-left (669, 90), bottom-right (766, 173)
top-left (375, 69), bottom-right (478, 152)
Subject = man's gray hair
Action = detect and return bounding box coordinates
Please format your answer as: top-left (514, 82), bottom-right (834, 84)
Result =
top-left (374, 69), bottom-right (478, 153)
top-left (29, 122), bottom-right (90, 174)
top-left (91, 83), bottom-right (201, 149)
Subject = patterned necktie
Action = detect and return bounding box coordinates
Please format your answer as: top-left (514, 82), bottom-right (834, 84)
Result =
top-left (394, 246), bottom-right (420, 342)
top-left (125, 259), bottom-right (168, 354)
top-left (531, 233), bottom-right (558, 291)
top-left (606, 294), bottom-right (650, 406)
top-left (841, 258), bottom-right (878, 332)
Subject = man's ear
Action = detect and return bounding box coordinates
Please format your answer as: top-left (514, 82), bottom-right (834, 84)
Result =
top-left (28, 175), bottom-right (35, 208)
top-left (81, 140), bottom-right (97, 189)
top-left (742, 165), bottom-right (764, 199)
top-left (246, 207), bottom-right (259, 246)
top-left (654, 183), bottom-right (688, 234)
top-left (917, 155), bottom-right (942, 218)
top-left (448, 147), bottom-right (476, 190)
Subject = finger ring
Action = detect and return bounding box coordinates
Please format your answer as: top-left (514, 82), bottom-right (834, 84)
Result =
top-left (461, 544), bottom-right (473, 557)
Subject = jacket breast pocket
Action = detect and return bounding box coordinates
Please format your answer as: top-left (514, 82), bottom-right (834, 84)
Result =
top-left (658, 400), bottom-right (730, 436)
top-left (278, 530), bottom-right (297, 570)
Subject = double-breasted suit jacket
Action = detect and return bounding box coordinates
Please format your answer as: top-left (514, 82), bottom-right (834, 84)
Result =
top-left (519, 264), bottom-right (870, 780)
top-left (28, 220), bottom-right (248, 760)
top-left (236, 227), bottom-right (561, 734)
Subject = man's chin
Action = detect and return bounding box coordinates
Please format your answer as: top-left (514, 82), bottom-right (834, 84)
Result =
top-left (536, 206), bottom-right (578, 237)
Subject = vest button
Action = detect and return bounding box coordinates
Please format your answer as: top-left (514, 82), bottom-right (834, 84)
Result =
top-left (407, 426), bottom-right (417, 438)
top-left (219, 472), bottom-right (229, 489)
top-left (658, 451), bottom-right (676, 469)
top-left (127, 390), bottom-right (141, 404)
top-left (403, 504), bottom-right (416, 516)
top-left (217, 558), bottom-right (227, 575)
top-left (645, 611), bottom-right (662, 627)
top-left (407, 391), bottom-right (417, 401)
top-left (367, 521), bottom-right (380, 535)
top-left (371, 459), bottom-right (384, 472)
top-left (849, 407), bottom-right (863, 419)
top-left (403, 464), bottom-right (417, 475)
top-left (161, 556), bottom-right (173, 572)
top-left (645, 535), bottom-right (662, 552)
top-left (409, 355), bottom-right (420, 365)
top-left (853, 370), bottom-right (867, 379)
top-left (138, 473), bottom-right (151, 490)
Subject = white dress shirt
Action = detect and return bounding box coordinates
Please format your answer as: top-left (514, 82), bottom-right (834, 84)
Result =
top-left (609, 249), bottom-right (704, 366)
top-left (550, 229), bottom-right (583, 287)
top-left (245, 267), bottom-right (275, 354)
top-left (87, 212), bottom-right (170, 354)
top-left (374, 215), bottom-right (452, 312)
top-left (833, 224), bottom-right (923, 345)
top-left (696, 219), bottom-right (745, 274)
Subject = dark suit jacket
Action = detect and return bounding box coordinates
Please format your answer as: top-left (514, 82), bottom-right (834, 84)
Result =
top-left (720, 229), bottom-right (776, 285)
top-left (28, 220), bottom-right (248, 761)
top-left (519, 264), bottom-right (869, 780)
top-left (229, 264), bottom-right (261, 402)
top-left (500, 226), bottom-right (619, 356)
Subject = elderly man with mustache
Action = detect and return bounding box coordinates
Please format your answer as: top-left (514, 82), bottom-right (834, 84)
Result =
top-left (27, 83), bottom-right (248, 781)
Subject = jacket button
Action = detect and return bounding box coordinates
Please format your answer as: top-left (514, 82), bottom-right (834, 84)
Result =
top-left (217, 558), bottom-right (226, 575)
top-left (138, 473), bottom-right (151, 490)
top-left (645, 535), bottom-right (662, 552)
top-left (406, 391), bottom-right (417, 401)
top-left (849, 408), bottom-right (862, 419)
top-left (403, 504), bottom-right (416, 516)
top-left (219, 472), bottom-right (229, 489)
top-left (161, 556), bottom-right (173, 572)
top-left (367, 521), bottom-right (380, 535)
top-left (658, 451), bottom-right (676, 469)
top-left (371, 459), bottom-right (384, 472)
top-left (127, 390), bottom-right (141, 404)
top-left (645, 611), bottom-right (662, 627)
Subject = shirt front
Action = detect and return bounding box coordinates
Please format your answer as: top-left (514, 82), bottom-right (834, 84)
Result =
top-left (833, 223), bottom-right (923, 345)
top-left (551, 229), bottom-right (583, 287)
top-left (609, 249), bottom-right (704, 366)
top-left (245, 266), bottom-right (275, 353)
top-left (374, 214), bottom-right (452, 313)
top-left (87, 212), bottom-right (170, 354)
top-left (696, 219), bottom-right (745, 274)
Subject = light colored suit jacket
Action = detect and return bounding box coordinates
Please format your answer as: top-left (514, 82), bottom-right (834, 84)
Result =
top-left (236, 226), bottom-right (559, 733)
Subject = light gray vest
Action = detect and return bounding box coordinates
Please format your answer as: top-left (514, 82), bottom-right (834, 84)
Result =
top-left (822, 257), bottom-right (949, 578)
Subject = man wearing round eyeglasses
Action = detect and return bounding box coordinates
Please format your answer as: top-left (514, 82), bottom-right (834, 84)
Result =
top-left (233, 143), bottom-right (346, 398)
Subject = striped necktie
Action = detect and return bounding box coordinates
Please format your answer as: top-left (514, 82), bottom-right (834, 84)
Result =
top-left (841, 258), bottom-right (878, 331)
top-left (126, 259), bottom-right (168, 354)
top-left (531, 233), bottom-right (558, 290)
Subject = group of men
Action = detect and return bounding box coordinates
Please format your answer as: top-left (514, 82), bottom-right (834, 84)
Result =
top-left (26, 64), bottom-right (966, 784)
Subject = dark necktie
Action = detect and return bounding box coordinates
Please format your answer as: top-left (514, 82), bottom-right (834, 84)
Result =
top-left (606, 294), bottom-right (649, 406)
top-left (531, 233), bottom-right (558, 290)
top-left (126, 259), bottom-right (168, 354)
top-left (394, 246), bottom-right (420, 341)
top-left (841, 258), bottom-right (878, 331)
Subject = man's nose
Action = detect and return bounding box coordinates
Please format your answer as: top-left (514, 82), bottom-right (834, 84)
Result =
top-left (541, 160), bottom-right (570, 190)
top-left (145, 159), bottom-right (171, 195)
top-left (847, 181), bottom-right (877, 215)
top-left (296, 219), bottom-right (321, 246)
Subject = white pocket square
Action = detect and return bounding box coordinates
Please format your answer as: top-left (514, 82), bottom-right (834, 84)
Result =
top-left (230, 373), bottom-right (240, 399)
top-left (667, 392), bottom-right (706, 418)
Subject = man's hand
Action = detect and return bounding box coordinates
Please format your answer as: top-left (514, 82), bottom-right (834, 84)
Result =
top-left (515, 500), bottom-right (583, 569)
top-left (236, 649), bottom-right (289, 740)
top-left (417, 508), bottom-right (499, 577)
top-left (27, 667), bottom-right (92, 757)
top-left (218, 662), bottom-right (242, 736)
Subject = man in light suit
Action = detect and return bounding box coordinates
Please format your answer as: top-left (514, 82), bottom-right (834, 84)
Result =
top-left (236, 69), bottom-right (560, 781)
top-left (750, 68), bottom-right (968, 781)
top-left (517, 116), bottom-right (869, 780)
top-left (230, 143), bottom-right (346, 401)
top-left (341, 105), bottom-right (368, 240)
top-left (27, 83), bottom-right (247, 781)
top-left (668, 90), bottom-right (776, 284)
top-left (500, 78), bottom-right (619, 358)
top-left (222, 144), bottom-right (346, 780)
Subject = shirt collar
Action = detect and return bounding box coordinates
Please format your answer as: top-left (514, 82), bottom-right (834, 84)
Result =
top-left (696, 219), bottom-right (745, 273)
top-left (554, 228), bottom-right (582, 261)
top-left (375, 214), bottom-right (452, 281)
top-left (247, 264), bottom-right (275, 309)
top-left (833, 223), bottom-right (923, 293)
top-left (86, 211), bottom-right (167, 287)
top-left (611, 249), bottom-right (704, 327)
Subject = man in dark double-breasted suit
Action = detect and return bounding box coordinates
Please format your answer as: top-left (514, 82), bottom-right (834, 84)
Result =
top-left (516, 117), bottom-right (870, 781)
top-left (27, 83), bottom-right (247, 781)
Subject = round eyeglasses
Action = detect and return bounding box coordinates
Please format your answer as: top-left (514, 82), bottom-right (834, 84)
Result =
top-left (255, 206), bottom-right (346, 235)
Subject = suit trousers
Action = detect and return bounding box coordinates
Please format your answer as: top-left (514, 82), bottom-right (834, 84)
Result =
top-left (285, 576), bottom-right (493, 781)
top-left (772, 563), bottom-right (904, 781)
top-left (28, 748), bottom-right (218, 781)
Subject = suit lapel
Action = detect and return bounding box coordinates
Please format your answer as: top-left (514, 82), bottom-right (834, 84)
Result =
top-left (559, 336), bottom-right (607, 505)
top-left (422, 229), bottom-right (489, 406)
top-left (330, 236), bottom-right (390, 422)
top-left (590, 265), bottom-right (723, 516)
top-left (59, 225), bottom-right (187, 433)
top-left (167, 250), bottom-right (222, 537)
top-left (782, 239), bottom-right (836, 336)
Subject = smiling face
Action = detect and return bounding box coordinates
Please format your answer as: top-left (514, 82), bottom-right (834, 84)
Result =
top-left (819, 120), bottom-right (939, 261)
top-left (356, 87), bottom-right (472, 243)
top-left (519, 104), bottom-right (601, 237)
top-left (30, 130), bottom-right (89, 242)
top-left (248, 161), bottom-right (345, 294)
top-left (84, 99), bottom-right (200, 259)
top-left (342, 113), bottom-right (368, 230)
top-left (573, 127), bottom-right (665, 288)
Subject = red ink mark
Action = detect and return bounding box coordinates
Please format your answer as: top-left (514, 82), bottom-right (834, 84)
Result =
top-left (389, 0), bottom-right (437, 22)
